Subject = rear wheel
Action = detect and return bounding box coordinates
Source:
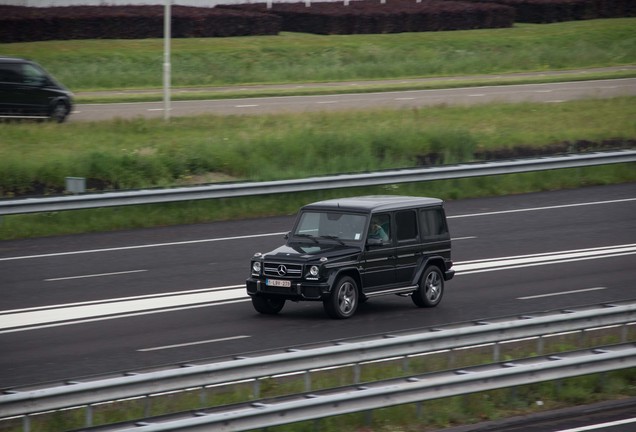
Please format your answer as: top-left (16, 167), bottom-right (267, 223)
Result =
top-left (412, 265), bottom-right (444, 308)
top-left (323, 276), bottom-right (359, 319)
top-left (251, 296), bottom-right (285, 315)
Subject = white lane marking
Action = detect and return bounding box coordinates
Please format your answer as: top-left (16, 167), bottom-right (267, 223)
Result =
top-left (452, 236), bottom-right (477, 241)
top-left (469, 94), bottom-right (485, 97)
top-left (3, 196), bottom-right (634, 263)
top-left (1, 244), bottom-right (630, 333)
top-left (0, 232), bottom-right (288, 262)
top-left (45, 269), bottom-right (148, 282)
top-left (448, 198), bottom-right (636, 219)
top-left (395, 97), bottom-right (415, 100)
top-left (554, 416), bottom-right (636, 432)
top-left (317, 100), bottom-right (338, 104)
top-left (236, 104), bottom-right (259, 108)
top-left (0, 285), bottom-right (245, 333)
top-left (517, 287), bottom-right (607, 300)
top-left (1, 198), bottom-right (632, 263)
top-left (138, 335), bottom-right (250, 352)
top-left (0, 299), bottom-right (250, 335)
top-left (454, 244), bottom-right (636, 275)
top-left (147, 108), bottom-right (165, 111)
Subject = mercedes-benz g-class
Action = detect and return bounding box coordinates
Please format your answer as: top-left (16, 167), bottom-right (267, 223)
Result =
top-left (246, 195), bottom-right (454, 319)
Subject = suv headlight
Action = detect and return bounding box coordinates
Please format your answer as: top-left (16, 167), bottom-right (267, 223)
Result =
top-left (252, 261), bottom-right (261, 275)
top-left (309, 266), bottom-right (320, 277)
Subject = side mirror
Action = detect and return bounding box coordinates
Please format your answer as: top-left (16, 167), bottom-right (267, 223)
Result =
top-left (284, 232), bottom-right (289, 240)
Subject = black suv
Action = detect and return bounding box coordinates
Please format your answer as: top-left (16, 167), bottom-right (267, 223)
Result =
top-left (0, 57), bottom-right (73, 123)
top-left (247, 195), bottom-right (454, 319)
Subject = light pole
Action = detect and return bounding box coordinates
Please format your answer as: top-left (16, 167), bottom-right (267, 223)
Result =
top-left (163, 0), bottom-right (171, 121)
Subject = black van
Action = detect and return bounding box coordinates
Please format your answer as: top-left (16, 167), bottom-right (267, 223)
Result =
top-left (0, 57), bottom-right (73, 123)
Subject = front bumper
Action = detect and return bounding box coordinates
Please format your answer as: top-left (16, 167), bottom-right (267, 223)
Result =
top-left (246, 278), bottom-right (330, 301)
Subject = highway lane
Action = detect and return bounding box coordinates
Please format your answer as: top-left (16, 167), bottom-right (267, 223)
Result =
top-left (69, 78), bottom-right (636, 121)
top-left (0, 183), bottom-right (635, 389)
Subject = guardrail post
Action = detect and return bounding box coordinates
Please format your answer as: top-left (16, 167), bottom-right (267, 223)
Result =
top-left (354, 363), bottom-right (361, 384)
top-left (402, 355), bottom-right (409, 373)
top-left (493, 342), bottom-right (501, 362)
top-left (253, 378), bottom-right (261, 399)
top-left (304, 370), bottom-right (312, 392)
top-left (85, 405), bottom-right (93, 427)
top-left (22, 415), bottom-right (30, 432)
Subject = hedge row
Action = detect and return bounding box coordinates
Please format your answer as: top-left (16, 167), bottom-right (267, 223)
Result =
top-left (464, 0), bottom-right (636, 23)
top-left (0, 5), bottom-right (280, 43)
top-left (227, 0), bottom-right (515, 34)
top-left (1, 0), bottom-right (634, 42)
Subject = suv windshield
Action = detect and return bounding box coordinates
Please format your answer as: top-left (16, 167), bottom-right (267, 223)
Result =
top-left (293, 211), bottom-right (367, 242)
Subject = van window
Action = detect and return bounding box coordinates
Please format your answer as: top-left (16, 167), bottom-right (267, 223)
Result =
top-left (0, 63), bottom-right (22, 83)
top-left (22, 64), bottom-right (47, 85)
top-left (419, 208), bottom-right (448, 241)
top-left (396, 210), bottom-right (418, 241)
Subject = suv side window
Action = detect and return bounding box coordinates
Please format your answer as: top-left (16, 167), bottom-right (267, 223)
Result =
top-left (368, 213), bottom-right (391, 241)
top-left (396, 210), bottom-right (418, 241)
top-left (419, 208), bottom-right (449, 241)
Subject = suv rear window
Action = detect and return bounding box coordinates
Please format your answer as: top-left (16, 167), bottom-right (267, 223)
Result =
top-left (419, 208), bottom-right (448, 240)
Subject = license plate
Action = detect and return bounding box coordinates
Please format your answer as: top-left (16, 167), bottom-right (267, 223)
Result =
top-left (266, 278), bottom-right (291, 288)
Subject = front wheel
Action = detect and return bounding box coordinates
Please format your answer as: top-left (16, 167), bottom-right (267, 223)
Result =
top-left (251, 296), bottom-right (285, 315)
top-left (50, 101), bottom-right (70, 123)
top-left (323, 276), bottom-right (359, 319)
top-left (412, 266), bottom-right (444, 308)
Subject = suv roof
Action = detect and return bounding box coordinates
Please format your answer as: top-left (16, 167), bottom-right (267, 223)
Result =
top-left (302, 195), bottom-right (443, 213)
top-left (0, 57), bottom-right (29, 63)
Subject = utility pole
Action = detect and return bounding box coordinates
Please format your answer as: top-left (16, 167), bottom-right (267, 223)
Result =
top-left (163, 0), bottom-right (171, 121)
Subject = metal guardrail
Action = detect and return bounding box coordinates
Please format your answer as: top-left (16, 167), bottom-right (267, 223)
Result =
top-left (1, 150), bottom-right (634, 215)
top-left (91, 344), bottom-right (636, 432)
top-left (1, 301), bottom-right (635, 421)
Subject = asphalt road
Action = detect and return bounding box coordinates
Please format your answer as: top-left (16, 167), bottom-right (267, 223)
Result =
top-left (1, 183), bottom-right (635, 390)
top-left (70, 77), bottom-right (636, 121)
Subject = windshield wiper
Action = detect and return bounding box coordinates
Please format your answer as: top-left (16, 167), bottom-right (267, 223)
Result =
top-left (320, 235), bottom-right (346, 245)
top-left (295, 233), bottom-right (319, 244)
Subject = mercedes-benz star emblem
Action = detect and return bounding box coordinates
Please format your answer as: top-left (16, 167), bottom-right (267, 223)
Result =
top-left (277, 265), bottom-right (287, 276)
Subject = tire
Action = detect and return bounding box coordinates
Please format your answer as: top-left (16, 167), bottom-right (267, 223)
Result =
top-left (50, 101), bottom-right (69, 123)
top-left (412, 265), bottom-right (444, 308)
top-left (323, 276), bottom-right (359, 319)
top-left (251, 296), bottom-right (285, 315)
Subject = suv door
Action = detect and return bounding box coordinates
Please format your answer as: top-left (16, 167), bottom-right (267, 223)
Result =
top-left (394, 209), bottom-right (421, 285)
top-left (360, 213), bottom-right (396, 291)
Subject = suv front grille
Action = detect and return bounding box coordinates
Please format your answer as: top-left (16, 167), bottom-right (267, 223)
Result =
top-left (263, 262), bottom-right (303, 279)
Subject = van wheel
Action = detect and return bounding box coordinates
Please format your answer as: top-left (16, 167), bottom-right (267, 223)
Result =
top-left (323, 276), bottom-right (358, 319)
top-left (412, 266), bottom-right (444, 308)
top-left (50, 102), bottom-right (69, 123)
top-left (251, 296), bottom-right (285, 315)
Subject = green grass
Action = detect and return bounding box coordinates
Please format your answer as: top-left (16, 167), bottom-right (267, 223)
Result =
top-left (1, 96), bottom-right (634, 240)
top-left (1, 19), bottom-right (635, 91)
top-left (0, 18), bottom-right (635, 239)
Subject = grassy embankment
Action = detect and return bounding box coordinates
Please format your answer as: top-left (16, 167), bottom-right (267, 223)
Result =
top-left (0, 18), bottom-right (635, 240)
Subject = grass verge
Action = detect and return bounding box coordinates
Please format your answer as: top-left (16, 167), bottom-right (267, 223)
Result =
top-left (1, 96), bottom-right (634, 240)
top-left (1, 19), bottom-right (634, 92)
